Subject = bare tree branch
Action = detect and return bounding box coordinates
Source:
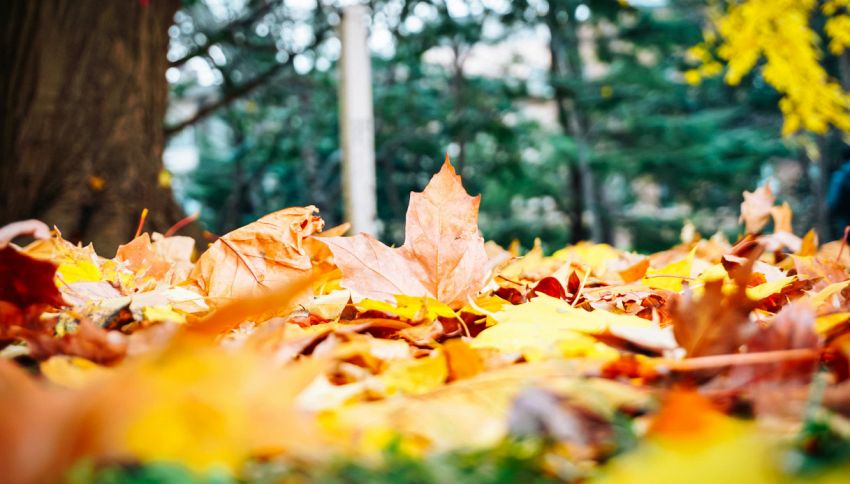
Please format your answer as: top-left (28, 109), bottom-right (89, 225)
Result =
top-left (169, 0), bottom-right (282, 68)
top-left (164, 61), bottom-right (287, 137)
top-left (165, 3), bottom-right (332, 138)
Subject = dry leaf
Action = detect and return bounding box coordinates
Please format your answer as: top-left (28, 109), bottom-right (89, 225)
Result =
top-left (190, 206), bottom-right (324, 301)
top-left (739, 183), bottom-right (774, 234)
top-left (669, 278), bottom-right (755, 358)
top-left (0, 246), bottom-right (66, 309)
top-left (321, 158), bottom-right (488, 308)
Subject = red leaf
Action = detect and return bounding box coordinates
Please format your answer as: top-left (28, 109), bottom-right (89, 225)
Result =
top-left (0, 246), bottom-right (65, 310)
top-left (530, 277), bottom-right (566, 300)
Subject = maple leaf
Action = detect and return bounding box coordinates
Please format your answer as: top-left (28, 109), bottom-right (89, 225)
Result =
top-left (321, 158), bottom-right (488, 308)
top-left (190, 206), bottom-right (324, 301)
top-left (739, 183), bottom-right (775, 234)
top-left (669, 275), bottom-right (756, 358)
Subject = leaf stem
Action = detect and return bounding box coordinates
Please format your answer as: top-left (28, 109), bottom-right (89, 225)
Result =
top-left (661, 348), bottom-right (819, 372)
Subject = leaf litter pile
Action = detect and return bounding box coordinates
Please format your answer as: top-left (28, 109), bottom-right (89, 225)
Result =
top-left (3, 159), bottom-right (850, 483)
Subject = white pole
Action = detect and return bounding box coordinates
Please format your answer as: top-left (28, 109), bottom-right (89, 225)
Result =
top-left (339, 5), bottom-right (378, 235)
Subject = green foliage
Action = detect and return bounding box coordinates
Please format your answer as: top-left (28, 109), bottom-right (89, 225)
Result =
top-left (67, 460), bottom-right (234, 484)
top-left (68, 440), bottom-right (557, 484)
top-left (305, 440), bottom-right (557, 484)
top-left (168, 0), bottom-right (791, 251)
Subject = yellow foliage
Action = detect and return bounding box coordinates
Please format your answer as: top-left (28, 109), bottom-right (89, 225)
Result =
top-left (121, 347), bottom-right (324, 473)
top-left (142, 305), bottom-right (187, 324)
top-left (641, 248), bottom-right (695, 292)
top-left (551, 242), bottom-right (622, 276)
top-left (816, 312), bottom-right (850, 334)
top-left (357, 295), bottom-right (457, 322)
top-left (697, 0), bottom-right (850, 136)
top-left (40, 356), bottom-right (112, 389)
top-left (380, 350), bottom-right (448, 395)
top-left (471, 294), bottom-right (671, 361)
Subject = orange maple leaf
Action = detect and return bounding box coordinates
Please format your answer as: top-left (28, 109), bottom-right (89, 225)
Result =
top-left (739, 183), bottom-right (774, 234)
top-left (189, 206), bottom-right (324, 301)
top-left (321, 157), bottom-right (488, 308)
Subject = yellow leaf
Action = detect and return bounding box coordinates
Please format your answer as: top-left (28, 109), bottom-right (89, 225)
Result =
top-left (552, 242), bottom-right (621, 276)
top-left (122, 347), bottom-right (324, 473)
top-left (442, 339), bottom-right (485, 381)
top-left (472, 321), bottom-right (600, 361)
top-left (57, 259), bottom-right (102, 284)
top-left (25, 236), bottom-right (104, 284)
top-left (642, 248), bottom-right (696, 291)
top-left (594, 392), bottom-right (780, 484)
top-left (799, 229), bottom-right (818, 256)
top-left (142, 305), bottom-right (186, 323)
top-left (743, 275), bottom-right (797, 300)
top-left (810, 280), bottom-right (850, 309)
top-left (816, 312), bottom-right (850, 335)
top-left (697, 263), bottom-right (728, 283)
top-left (499, 238), bottom-right (546, 280)
top-left (381, 351), bottom-right (448, 395)
top-left (471, 295), bottom-right (662, 361)
top-left (461, 295), bottom-right (510, 316)
top-left (40, 356), bottom-right (111, 389)
top-left (478, 295), bottom-right (677, 358)
top-left (357, 295), bottom-right (456, 322)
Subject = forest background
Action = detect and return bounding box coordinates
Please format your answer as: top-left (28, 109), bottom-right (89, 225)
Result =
top-left (3, 0), bottom-right (850, 254)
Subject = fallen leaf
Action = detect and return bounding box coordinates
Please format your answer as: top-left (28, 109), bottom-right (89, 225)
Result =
top-left (472, 295), bottom-right (676, 360)
top-left (770, 201), bottom-right (793, 234)
top-left (190, 206), bottom-right (324, 301)
top-left (442, 339), bottom-right (485, 381)
top-left (739, 183), bottom-right (774, 234)
top-left (619, 258), bottom-right (650, 283)
top-left (0, 246), bottom-right (65, 309)
top-left (669, 277), bottom-right (755, 358)
top-left (642, 248), bottom-right (695, 292)
top-left (381, 350), bottom-right (448, 395)
top-left (321, 158), bottom-right (488, 308)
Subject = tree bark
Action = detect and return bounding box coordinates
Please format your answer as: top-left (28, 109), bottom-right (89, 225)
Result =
top-left (545, 3), bottom-right (603, 243)
top-left (0, 0), bottom-right (198, 254)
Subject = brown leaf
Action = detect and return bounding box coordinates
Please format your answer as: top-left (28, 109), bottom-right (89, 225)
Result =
top-left (190, 206), bottom-right (324, 300)
top-left (669, 277), bottom-right (756, 358)
top-left (749, 302), bottom-right (819, 354)
top-left (321, 159), bottom-right (488, 308)
top-left (739, 183), bottom-right (774, 234)
top-left (727, 302), bottom-right (820, 388)
top-left (18, 318), bottom-right (127, 365)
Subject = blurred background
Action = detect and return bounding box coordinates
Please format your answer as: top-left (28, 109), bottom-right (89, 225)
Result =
top-left (3, 0), bottom-right (850, 254)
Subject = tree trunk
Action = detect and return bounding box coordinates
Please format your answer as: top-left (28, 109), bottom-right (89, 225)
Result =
top-left (545, 3), bottom-right (603, 244)
top-left (0, 0), bottom-right (197, 255)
